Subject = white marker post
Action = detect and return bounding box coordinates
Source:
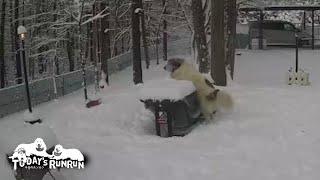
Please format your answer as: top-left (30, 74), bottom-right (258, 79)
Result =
top-left (287, 33), bottom-right (310, 86)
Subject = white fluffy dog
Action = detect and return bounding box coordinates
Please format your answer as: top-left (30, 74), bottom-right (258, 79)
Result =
top-left (164, 58), bottom-right (234, 119)
top-left (33, 138), bottom-right (50, 157)
top-left (51, 145), bottom-right (84, 161)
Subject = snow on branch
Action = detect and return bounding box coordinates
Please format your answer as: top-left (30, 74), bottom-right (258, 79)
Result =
top-left (81, 6), bottom-right (110, 25)
top-left (135, 8), bottom-right (143, 14)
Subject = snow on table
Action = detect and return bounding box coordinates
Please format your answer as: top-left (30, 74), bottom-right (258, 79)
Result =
top-left (139, 78), bottom-right (196, 101)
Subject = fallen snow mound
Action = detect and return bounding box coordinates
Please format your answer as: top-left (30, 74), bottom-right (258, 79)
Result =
top-left (140, 78), bottom-right (195, 101)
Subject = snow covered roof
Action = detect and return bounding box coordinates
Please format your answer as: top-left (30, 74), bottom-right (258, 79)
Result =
top-left (140, 79), bottom-right (196, 101)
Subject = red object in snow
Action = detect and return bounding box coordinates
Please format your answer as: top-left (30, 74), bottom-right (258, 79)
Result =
top-left (157, 112), bottom-right (168, 124)
top-left (86, 99), bottom-right (102, 108)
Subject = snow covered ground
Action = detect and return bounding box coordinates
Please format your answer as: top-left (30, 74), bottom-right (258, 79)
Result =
top-left (1, 49), bottom-right (320, 180)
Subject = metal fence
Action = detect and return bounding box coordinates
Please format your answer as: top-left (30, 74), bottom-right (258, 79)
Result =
top-left (0, 38), bottom-right (192, 118)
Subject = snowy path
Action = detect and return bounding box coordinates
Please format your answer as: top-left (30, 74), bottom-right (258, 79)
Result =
top-left (1, 50), bottom-right (320, 180)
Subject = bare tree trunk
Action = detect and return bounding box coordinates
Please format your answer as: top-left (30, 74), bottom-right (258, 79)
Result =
top-left (211, 0), bottom-right (227, 86)
top-left (0, 0), bottom-right (6, 88)
top-left (92, 3), bottom-right (98, 65)
top-left (30, 0), bottom-right (42, 79)
top-left (132, 0), bottom-right (143, 84)
top-left (9, 0), bottom-right (16, 81)
top-left (139, 0), bottom-right (150, 69)
top-left (92, 2), bottom-right (100, 90)
top-left (226, 0), bottom-right (236, 79)
top-left (66, 33), bottom-right (75, 72)
top-left (85, 16), bottom-right (90, 60)
top-left (89, 20), bottom-right (94, 63)
top-left (117, 0), bottom-right (125, 54)
top-left (53, 0), bottom-right (59, 75)
top-left (22, 0), bottom-right (25, 25)
top-left (156, 37), bottom-right (159, 65)
top-left (191, 0), bottom-right (209, 73)
top-left (97, 3), bottom-right (102, 64)
top-left (66, 14), bottom-right (75, 72)
top-left (14, 0), bottom-right (22, 84)
top-left (100, 2), bottom-right (111, 85)
top-left (114, 0), bottom-right (120, 55)
top-left (28, 0), bottom-right (37, 79)
top-left (79, 0), bottom-right (88, 100)
top-left (162, 0), bottom-right (168, 61)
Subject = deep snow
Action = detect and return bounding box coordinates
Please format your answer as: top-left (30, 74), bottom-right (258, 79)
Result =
top-left (1, 49), bottom-right (320, 180)
top-left (140, 78), bottom-right (195, 101)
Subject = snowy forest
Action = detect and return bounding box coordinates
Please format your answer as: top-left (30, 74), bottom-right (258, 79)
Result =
top-left (0, 0), bottom-right (209, 88)
top-left (1, 0), bottom-right (320, 88)
top-left (2, 0), bottom-right (320, 180)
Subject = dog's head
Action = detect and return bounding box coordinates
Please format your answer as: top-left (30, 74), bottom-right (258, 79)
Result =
top-left (34, 138), bottom-right (46, 152)
top-left (53, 144), bottom-right (63, 156)
top-left (163, 58), bottom-right (185, 73)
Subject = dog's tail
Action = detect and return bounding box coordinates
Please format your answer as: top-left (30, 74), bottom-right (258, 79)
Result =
top-left (216, 90), bottom-right (234, 110)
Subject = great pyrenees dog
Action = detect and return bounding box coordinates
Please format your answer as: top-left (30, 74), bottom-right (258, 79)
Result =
top-left (33, 138), bottom-right (50, 157)
top-left (164, 58), bottom-right (234, 119)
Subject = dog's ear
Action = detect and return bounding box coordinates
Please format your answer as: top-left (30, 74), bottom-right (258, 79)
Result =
top-left (206, 89), bottom-right (220, 101)
top-left (205, 78), bottom-right (215, 88)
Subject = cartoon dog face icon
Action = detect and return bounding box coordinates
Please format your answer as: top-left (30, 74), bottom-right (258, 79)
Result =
top-left (9, 147), bottom-right (27, 163)
top-left (53, 144), bottom-right (63, 157)
top-left (16, 148), bottom-right (27, 162)
top-left (17, 148), bottom-right (26, 155)
top-left (17, 148), bottom-right (26, 157)
top-left (34, 138), bottom-right (47, 152)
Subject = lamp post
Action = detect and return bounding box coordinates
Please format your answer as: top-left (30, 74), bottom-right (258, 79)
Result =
top-left (18, 25), bottom-right (32, 113)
